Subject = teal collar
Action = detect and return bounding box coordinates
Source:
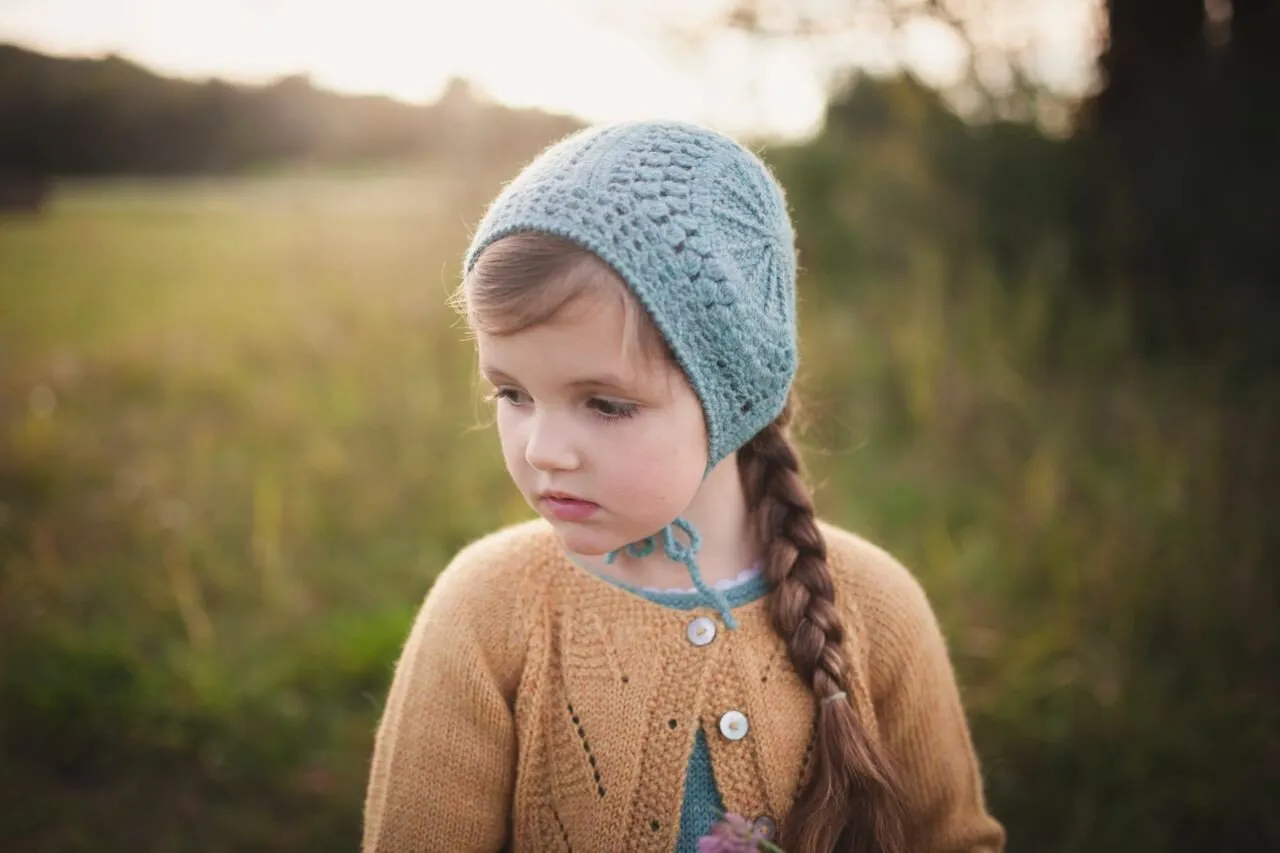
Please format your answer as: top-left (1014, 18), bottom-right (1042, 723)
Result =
top-left (601, 517), bottom-right (759, 627)
top-left (597, 568), bottom-right (768, 615)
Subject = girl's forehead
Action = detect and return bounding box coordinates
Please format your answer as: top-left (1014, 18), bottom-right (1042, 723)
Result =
top-left (477, 292), bottom-right (681, 391)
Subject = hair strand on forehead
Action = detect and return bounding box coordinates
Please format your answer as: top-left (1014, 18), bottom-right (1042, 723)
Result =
top-left (456, 231), bottom-right (669, 372)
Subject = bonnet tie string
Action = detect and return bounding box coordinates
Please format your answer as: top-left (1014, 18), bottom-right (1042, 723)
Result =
top-left (606, 517), bottom-right (738, 629)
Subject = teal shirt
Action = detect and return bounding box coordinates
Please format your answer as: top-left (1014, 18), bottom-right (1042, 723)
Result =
top-left (589, 568), bottom-right (771, 853)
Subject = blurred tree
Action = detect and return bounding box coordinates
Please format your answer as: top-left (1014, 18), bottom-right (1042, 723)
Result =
top-left (581, 0), bottom-right (1073, 124)
top-left (1078, 0), bottom-right (1280, 373)
top-left (621, 0), bottom-right (1279, 372)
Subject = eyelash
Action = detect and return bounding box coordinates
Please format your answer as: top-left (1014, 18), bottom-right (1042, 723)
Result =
top-left (590, 398), bottom-right (639, 421)
top-left (485, 389), bottom-right (639, 422)
top-left (485, 388), bottom-right (524, 406)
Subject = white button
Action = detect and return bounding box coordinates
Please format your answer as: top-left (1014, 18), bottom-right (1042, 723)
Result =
top-left (686, 616), bottom-right (717, 647)
top-left (719, 710), bottom-right (749, 741)
top-left (753, 815), bottom-right (777, 839)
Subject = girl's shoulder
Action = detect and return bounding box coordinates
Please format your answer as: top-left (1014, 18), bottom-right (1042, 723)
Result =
top-left (431, 517), bottom-right (558, 598)
top-left (817, 519), bottom-right (929, 608)
top-left (419, 519), bottom-right (558, 638)
top-left (387, 520), bottom-right (556, 721)
top-left (816, 519), bottom-right (946, 682)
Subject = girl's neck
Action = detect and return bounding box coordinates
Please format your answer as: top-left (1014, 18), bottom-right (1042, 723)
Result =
top-left (576, 453), bottom-right (760, 590)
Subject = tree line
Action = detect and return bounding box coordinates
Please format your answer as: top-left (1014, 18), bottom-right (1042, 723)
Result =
top-left (0, 42), bottom-right (580, 176)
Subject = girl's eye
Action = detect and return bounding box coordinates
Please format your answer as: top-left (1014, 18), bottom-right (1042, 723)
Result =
top-left (487, 387), bottom-right (530, 406)
top-left (590, 398), bottom-right (639, 420)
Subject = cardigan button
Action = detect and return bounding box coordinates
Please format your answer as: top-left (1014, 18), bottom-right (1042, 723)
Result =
top-left (753, 815), bottom-right (777, 839)
top-left (719, 710), bottom-right (749, 741)
top-left (687, 616), bottom-right (717, 647)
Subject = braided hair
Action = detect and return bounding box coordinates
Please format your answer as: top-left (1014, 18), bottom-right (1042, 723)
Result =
top-left (738, 395), bottom-right (907, 853)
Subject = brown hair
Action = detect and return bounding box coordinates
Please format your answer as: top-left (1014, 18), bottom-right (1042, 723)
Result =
top-left (457, 231), bottom-right (668, 363)
top-left (459, 232), bottom-right (906, 853)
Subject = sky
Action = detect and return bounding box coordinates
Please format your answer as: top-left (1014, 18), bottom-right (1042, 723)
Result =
top-left (0, 0), bottom-right (1101, 138)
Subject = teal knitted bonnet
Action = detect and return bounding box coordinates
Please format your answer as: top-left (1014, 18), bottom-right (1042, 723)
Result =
top-left (464, 120), bottom-right (798, 626)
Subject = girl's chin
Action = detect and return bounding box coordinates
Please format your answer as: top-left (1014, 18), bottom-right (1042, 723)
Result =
top-left (551, 530), bottom-right (621, 558)
top-left (549, 521), bottom-right (646, 559)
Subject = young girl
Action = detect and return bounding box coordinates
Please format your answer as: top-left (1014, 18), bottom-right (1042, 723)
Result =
top-left (362, 120), bottom-right (1005, 853)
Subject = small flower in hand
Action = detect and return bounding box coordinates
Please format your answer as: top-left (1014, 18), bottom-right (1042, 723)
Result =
top-left (697, 813), bottom-right (785, 853)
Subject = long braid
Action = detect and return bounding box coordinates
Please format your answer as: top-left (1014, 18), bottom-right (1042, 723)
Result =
top-left (739, 397), bottom-right (907, 853)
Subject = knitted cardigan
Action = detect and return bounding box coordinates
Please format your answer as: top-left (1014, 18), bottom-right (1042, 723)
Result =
top-left (361, 519), bottom-right (1005, 852)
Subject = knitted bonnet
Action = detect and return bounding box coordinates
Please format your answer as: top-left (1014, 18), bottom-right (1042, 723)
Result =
top-left (464, 120), bottom-right (798, 626)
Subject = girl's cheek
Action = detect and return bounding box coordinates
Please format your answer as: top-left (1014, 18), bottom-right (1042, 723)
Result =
top-left (495, 407), bottom-right (526, 455)
top-left (496, 401), bottom-right (531, 429)
top-left (610, 421), bottom-right (687, 477)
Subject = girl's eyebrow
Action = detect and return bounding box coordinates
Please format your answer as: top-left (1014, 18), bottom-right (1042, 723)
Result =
top-left (479, 364), bottom-right (516, 384)
top-left (479, 364), bottom-right (637, 394)
top-left (565, 374), bottom-right (635, 393)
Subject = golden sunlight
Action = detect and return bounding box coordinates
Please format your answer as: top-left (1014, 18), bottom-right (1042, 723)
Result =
top-left (0, 0), bottom-right (1096, 138)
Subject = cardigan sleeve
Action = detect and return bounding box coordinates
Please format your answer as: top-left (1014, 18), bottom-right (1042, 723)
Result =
top-left (866, 560), bottom-right (1007, 853)
top-left (362, 534), bottom-right (529, 853)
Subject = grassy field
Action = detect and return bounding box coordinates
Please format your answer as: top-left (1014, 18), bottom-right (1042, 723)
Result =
top-left (1, 172), bottom-right (1275, 851)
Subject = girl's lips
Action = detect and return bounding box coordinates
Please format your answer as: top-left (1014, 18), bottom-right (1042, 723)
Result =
top-left (540, 495), bottom-right (600, 522)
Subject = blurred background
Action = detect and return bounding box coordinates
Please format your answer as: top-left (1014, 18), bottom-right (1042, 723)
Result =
top-left (0, 1), bottom-right (1276, 851)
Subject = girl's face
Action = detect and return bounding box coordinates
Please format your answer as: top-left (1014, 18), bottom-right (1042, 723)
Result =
top-left (476, 289), bottom-right (709, 557)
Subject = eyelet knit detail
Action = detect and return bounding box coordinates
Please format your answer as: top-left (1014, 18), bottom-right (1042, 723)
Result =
top-left (551, 806), bottom-right (574, 852)
top-left (567, 702), bottom-right (607, 798)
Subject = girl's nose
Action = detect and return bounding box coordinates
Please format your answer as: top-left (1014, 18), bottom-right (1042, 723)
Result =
top-left (523, 410), bottom-right (581, 472)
